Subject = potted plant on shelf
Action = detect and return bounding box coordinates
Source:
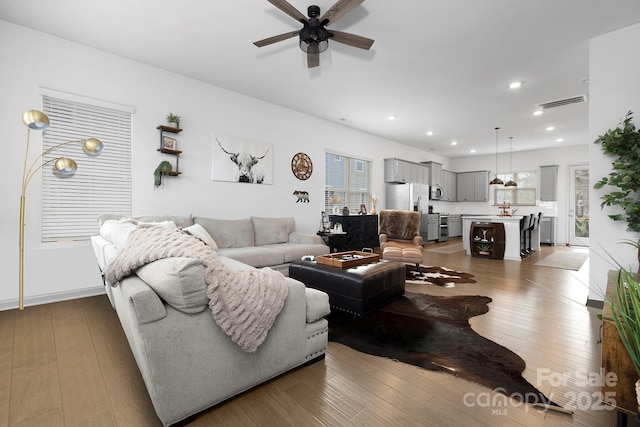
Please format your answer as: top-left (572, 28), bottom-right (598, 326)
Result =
top-left (594, 111), bottom-right (640, 269)
top-left (166, 113), bottom-right (181, 129)
top-left (154, 161), bottom-right (172, 188)
top-left (606, 243), bottom-right (640, 411)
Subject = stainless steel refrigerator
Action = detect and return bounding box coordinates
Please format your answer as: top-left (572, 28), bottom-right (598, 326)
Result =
top-left (385, 183), bottom-right (431, 242)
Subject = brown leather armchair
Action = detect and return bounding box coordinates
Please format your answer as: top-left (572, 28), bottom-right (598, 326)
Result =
top-left (378, 210), bottom-right (424, 275)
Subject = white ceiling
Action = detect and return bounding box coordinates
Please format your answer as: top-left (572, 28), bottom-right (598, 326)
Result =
top-left (2, 0), bottom-right (640, 158)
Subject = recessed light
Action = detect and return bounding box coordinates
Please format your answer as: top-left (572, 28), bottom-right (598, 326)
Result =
top-left (451, 141), bottom-right (457, 146)
top-left (533, 110), bottom-right (543, 116)
top-left (546, 126), bottom-right (555, 131)
top-left (388, 115), bottom-right (397, 121)
top-left (426, 131), bottom-right (434, 136)
top-left (509, 81), bottom-right (523, 89)
top-left (556, 138), bottom-right (563, 142)
top-left (470, 149), bottom-right (476, 153)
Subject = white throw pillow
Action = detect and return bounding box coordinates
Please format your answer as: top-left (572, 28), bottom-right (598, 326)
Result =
top-left (99, 218), bottom-right (177, 248)
top-left (182, 224), bottom-right (219, 250)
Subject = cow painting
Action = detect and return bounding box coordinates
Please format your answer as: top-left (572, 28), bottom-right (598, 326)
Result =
top-left (211, 135), bottom-right (273, 184)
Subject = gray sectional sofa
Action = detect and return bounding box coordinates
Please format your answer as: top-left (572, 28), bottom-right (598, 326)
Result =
top-left (90, 214), bottom-right (331, 426)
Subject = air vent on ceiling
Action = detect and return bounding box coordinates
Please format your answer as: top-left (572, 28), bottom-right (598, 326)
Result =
top-left (537, 94), bottom-right (587, 110)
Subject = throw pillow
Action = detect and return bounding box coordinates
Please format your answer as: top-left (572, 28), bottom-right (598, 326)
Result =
top-left (182, 224), bottom-right (219, 250)
top-left (135, 257), bottom-right (208, 314)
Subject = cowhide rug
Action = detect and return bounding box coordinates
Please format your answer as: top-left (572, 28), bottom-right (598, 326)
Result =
top-left (406, 265), bottom-right (477, 288)
top-left (328, 292), bottom-right (560, 409)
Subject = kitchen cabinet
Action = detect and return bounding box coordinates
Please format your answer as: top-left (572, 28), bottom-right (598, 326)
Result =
top-left (539, 165), bottom-right (559, 201)
top-left (456, 171), bottom-right (489, 202)
top-left (426, 214), bottom-right (440, 241)
top-left (384, 158), bottom-right (430, 184)
top-left (442, 170), bottom-right (457, 201)
top-left (540, 216), bottom-right (556, 245)
top-left (448, 214), bottom-right (462, 237)
top-left (421, 161), bottom-right (442, 186)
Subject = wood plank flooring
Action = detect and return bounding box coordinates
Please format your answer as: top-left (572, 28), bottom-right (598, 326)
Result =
top-left (0, 241), bottom-right (634, 426)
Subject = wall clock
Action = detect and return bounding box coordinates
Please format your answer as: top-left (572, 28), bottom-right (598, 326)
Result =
top-left (291, 152), bottom-right (313, 180)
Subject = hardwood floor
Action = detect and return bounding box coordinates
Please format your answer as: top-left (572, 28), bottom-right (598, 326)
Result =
top-left (0, 241), bottom-right (633, 426)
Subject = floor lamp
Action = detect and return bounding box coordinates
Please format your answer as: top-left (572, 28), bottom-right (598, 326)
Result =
top-left (19, 109), bottom-right (104, 310)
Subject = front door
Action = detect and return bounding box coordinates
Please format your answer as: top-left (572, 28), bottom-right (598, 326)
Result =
top-left (569, 164), bottom-right (589, 246)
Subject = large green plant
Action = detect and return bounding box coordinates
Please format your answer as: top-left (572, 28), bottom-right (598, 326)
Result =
top-left (594, 111), bottom-right (640, 234)
top-left (608, 241), bottom-right (640, 378)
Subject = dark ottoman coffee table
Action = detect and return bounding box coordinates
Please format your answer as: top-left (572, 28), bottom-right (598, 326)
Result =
top-left (289, 259), bottom-right (406, 317)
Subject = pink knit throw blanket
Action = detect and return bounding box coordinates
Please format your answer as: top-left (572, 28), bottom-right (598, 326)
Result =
top-left (105, 224), bottom-right (288, 352)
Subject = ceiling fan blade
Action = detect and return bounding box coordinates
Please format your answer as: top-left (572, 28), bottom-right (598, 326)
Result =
top-left (267, 0), bottom-right (308, 23)
top-left (254, 30), bottom-right (300, 47)
top-left (320, 0), bottom-right (365, 25)
top-left (307, 47), bottom-right (320, 68)
top-left (329, 30), bottom-right (374, 50)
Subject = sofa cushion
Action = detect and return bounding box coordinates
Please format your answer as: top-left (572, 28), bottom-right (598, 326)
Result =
top-left (261, 243), bottom-right (330, 263)
top-left (251, 217), bottom-right (295, 246)
top-left (182, 224), bottom-right (218, 250)
top-left (305, 288), bottom-right (331, 323)
top-left (135, 257), bottom-right (208, 314)
top-left (194, 217), bottom-right (254, 249)
top-left (217, 247), bottom-right (285, 268)
top-left (135, 214), bottom-right (194, 228)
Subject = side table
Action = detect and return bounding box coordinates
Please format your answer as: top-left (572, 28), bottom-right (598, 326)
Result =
top-left (317, 231), bottom-right (347, 253)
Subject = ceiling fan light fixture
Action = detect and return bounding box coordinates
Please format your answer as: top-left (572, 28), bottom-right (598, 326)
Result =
top-left (299, 5), bottom-right (328, 53)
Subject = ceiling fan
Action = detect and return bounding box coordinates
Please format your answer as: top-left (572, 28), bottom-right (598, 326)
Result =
top-left (254, 0), bottom-right (374, 68)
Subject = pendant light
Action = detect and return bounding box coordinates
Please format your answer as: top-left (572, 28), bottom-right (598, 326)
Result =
top-left (504, 136), bottom-right (517, 188)
top-left (489, 127), bottom-right (504, 187)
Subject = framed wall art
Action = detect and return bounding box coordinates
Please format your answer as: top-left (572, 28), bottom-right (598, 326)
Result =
top-left (211, 133), bottom-right (273, 184)
top-left (162, 136), bottom-right (176, 150)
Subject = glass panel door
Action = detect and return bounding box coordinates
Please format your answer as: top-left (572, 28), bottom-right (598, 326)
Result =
top-left (569, 164), bottom-right (589, 246)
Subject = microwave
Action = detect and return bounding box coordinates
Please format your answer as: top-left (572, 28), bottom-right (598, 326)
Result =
top-left (430, 186), bottom-right (443, 200)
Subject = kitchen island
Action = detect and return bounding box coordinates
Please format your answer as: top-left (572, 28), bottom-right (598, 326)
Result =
top-left (462, 216), bottom-right (540, 261)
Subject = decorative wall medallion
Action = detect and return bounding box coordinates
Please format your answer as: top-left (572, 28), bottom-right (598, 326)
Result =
top-left (291, 152), bottom-right (313, 180)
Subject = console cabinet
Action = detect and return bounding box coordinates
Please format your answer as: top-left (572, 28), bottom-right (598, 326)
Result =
top-left (329, 215), bottom-right (379, 251)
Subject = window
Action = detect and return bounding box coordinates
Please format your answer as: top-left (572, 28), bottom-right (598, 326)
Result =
top-left (41, 93), bottom-right (133, 242)
top-left (493, 171), bottom-right (537, 206)
top-left (325, 152), bottom-right (371, 214)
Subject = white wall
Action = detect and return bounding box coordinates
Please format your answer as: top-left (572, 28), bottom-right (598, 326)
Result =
top-left (588, 23), bottom-right (640, 302)
top-left (0, 20), bottom-right (449, 309)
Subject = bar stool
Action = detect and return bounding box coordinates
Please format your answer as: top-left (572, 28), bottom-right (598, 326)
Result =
top-left (520, 215), bottom-right (531, 258)
top-left (527, 212), bottom-right (542, 253)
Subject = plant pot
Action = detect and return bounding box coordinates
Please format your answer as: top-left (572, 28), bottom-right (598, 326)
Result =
top-left (636, 379), bottom-right (640, 410)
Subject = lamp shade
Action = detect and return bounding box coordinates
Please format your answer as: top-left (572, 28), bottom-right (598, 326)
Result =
top-left (83, 138), bottom-right (104, 156)
top-left (489, 177), bottom-right (504, 187)
top-left (54, 157), bottom-right (78, 176)
top-left (22, 110), bottom-right (50, 131)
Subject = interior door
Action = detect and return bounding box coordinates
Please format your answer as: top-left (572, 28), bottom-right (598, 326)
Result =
top-left (568, 164), bottom-right (589, 246)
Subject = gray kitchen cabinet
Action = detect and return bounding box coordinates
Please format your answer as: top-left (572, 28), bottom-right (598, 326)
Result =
top-left (456, 171), bottom-right (488, 202)
top-left (448, 214), bottom-right (462, 237)
top-left (442, 170), bottom-right (457, 201)
top-left (473, 171), bottom-right (489, 202)
top-left (540, 216), bottom-right (556, 245)
top-left (539, 165), bottom-right (559, 201)
top-left (427, 214), bottom-right (440, 241)
top-left (384, 158), bottom-right (430, 184)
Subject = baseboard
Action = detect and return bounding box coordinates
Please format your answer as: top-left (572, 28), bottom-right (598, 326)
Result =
top-left (586, 298), bottom-right (604, 310)
top-left (0, 286), bottom-right (107, 311)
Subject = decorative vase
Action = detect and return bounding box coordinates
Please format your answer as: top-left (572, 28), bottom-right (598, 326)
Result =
top-left (332, 205), bottom-right (340, 215)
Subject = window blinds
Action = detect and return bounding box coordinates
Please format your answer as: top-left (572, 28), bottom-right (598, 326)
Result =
top-left (41, 95), bottom-right (132, 242)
